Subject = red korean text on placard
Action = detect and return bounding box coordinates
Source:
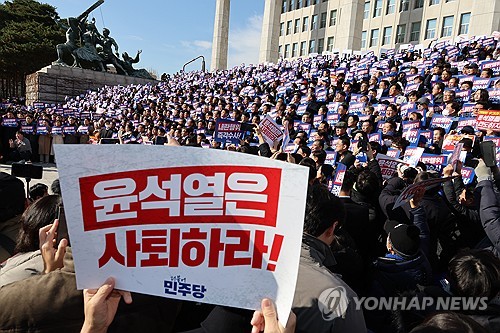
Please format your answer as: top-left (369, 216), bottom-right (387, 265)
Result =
top-left (98, 227), bottom-right (284, 271)
top-left (80, 166), bottom-right (282, 231)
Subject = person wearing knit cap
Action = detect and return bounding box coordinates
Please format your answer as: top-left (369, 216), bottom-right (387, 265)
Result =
top-left (386, 222), bottom-right (421, 258)
top-left (365, 187), bottom-right (432, 332)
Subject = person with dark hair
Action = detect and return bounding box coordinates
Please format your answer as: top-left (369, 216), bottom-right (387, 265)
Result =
top-left (334, 136), bottom-right (355, 168)
top-left (441, 162), bottom-right (486, 250)
top-left (366, 188), bottom-right (432, 332)
top-left (0, 195), bottom-right (60, 287)
top-left (334, 169), bottom-right (371, 285)
top-left (8, 131), bottom-right (32, 162)
top-left (50, 178), bottom-right (61, 196)
top-left (293, 184), bottom-right (366, 332)
top-left (296, 145), bottom-right (311, 159)
top-left (299, 157), bottom-right (318, 184)
top-left (311, 139), bottom-right (325, 152)
top-left (311, 149), bottom-right (326, 168)
top-left (410, 312), bottom-right (489, 333)
top-left (431, 82), bottom-right (445, 104)
top-left (29, 183), bottom-right (48, 201)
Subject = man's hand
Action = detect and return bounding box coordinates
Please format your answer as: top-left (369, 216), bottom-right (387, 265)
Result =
top-left (410, 187), bottom-right (425, 209)
top-left (250, 299), bottom-right (296, 333)
top-left (82, 277), bottom-right (133, 333)
top-left (254, 124), bottom-right (262, 137)
top-left (8, 139), bottom-right (14, 148)
top-left (39, 219), bottom-right (68, 274)
top-left (366, 142), bottom-right (374, 161)
top-left (443, 164), bottom-right (454, 178)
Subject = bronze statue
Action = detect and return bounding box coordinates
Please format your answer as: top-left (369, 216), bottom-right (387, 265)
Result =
top-left (98, 28), bottom-right (128, 75)
top-left (51, 0), bottom-right (153, 79)
top-left (52, 17), bottom-right (81, 66)
top-left (52, 0), bottom-right (104, 67)
top-left (72, 19), bottom-right (105, 71)
top-left (119, 50), bottom-right (154, 79)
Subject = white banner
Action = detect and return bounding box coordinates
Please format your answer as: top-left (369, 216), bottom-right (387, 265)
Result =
top-left (54, 145), bottom-right (309, 326)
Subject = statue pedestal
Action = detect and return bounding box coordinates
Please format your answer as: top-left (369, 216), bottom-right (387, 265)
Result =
top-left (25, 65), bottom-right (158, 105)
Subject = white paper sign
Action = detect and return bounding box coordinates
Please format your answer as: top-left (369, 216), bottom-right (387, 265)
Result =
top-left (54, 145), bottom-right (309, 326)
top-left (260, 115), bottom-right (284, 147)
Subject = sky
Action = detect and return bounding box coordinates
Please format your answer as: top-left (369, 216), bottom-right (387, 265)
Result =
top-left (9, 0), bottom-right (265, 75)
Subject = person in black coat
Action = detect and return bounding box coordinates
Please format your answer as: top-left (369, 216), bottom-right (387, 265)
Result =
top-left (99, 120), bottom-right (115, 139)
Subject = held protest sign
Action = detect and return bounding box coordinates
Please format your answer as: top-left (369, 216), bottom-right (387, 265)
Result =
top-left (449, 143), bottom-right (464, 170)
top-left (259, 115), bottom-right (283, 147)
top-left (393, 176), bottom-right (458, 209)
top-left (214, 119), bottom-right (252, 144)
top-left (442, 134), bottom-right (475, 151)
top-left (376, 154), bottom-right (407, 180)
top-left (476, 110), bottom-right (500, 131)
top-left (403, 147), bottom-right (425, 167)
top-left (54, 145), bottom-right (309, 326)
top-left (330, 163), bottom-right (347, 196)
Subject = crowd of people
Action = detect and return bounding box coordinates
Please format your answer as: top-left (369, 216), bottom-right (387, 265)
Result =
top-left (1, 33), bottom-right (500, 332)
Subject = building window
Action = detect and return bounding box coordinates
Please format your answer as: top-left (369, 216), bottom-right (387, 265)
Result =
top-left (300, 41), bottom-right (306, 56)
top-left (302, 16), bottom-right (309, 32)
top-left (410, 21), bottom-right (421, 41)
top-left (309, 40), bottom-right (316, 53)
top-left (383, 26), bottom-right (392, 45)
top-left (370, 28), bottom-right (379, 47)
top-left (364, 2), bottom-right (370, 19)
top-left (285, 44), bottom-right (290, 58)
top-left (386, 0), bottom-right (396, 14)
top-left (396, 24), bottom-right (406, 43)
top-left (425, 19), bottom-right (436, 39)
top-left (329, 10), bottom-right (337, 26)
top-left (373, 0), bottom-right (382, 17)
top-left (459, 13), bottom-right (470, 35)
top-left (292, 42), bottom-right (298, 57)
top-left (282, 0), bottom-right (287, 13)
top-left (311, 14), bottom-right (318, 30)
top-left (297, 0), bottom-right (303, 9)
top-left (327, 36), bottom-right (334, 51)
top-left (361, 31), bottom-right (367, 48)
top-left (320, 12), bottom-right (327, 28)
top-left (400, 0), bottom-right (409, 11)
top-left (429, 0), bottom-right (439, 5)
top-left (294, 19), bottom-right (300, 33)
top-left (286, 20), bottom-right (292, 35)
top-left (280, 22), bottom-right (284, 36)
top-left (279, 45), bottom-right (283, 56)
top-left (317, 38), bottom-right (324, 53)
top-left (289, 0), bottom-right (295, 11)
top-left (441, 16), bottom-right (453, 37)
top-left (305, 0), bottom-right (310, 6)
top-left (414, 0), bottom-right (424, 8)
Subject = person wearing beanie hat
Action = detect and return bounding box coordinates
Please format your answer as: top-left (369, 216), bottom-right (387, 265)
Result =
top-left (371, 188), bottom-right (432, 289)
top-left (386, 222), bottom-right (421, 258)
top-left (365, 188), bottom-right (432, 332)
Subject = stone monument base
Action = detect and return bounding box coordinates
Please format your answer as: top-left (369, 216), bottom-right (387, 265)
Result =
top-left (25, 65), bottom-right (157, 106)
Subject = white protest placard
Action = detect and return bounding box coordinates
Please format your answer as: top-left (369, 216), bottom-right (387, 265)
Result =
top-left (449, 143), bottom-right (464, 171)
top-left (54, 145), bottom-right (309, 326)
top-left (376, 154), bottom-right (407, 180)
top-left (403, 147), bottom-right (425, 167)
top-left (393, 176), bottom-right (458, 209)
top-left (260, 115), bottom-right (284, 147)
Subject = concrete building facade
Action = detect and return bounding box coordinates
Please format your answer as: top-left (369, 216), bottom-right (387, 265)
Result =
top-left (269, 0), bottom-right (500, 62)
